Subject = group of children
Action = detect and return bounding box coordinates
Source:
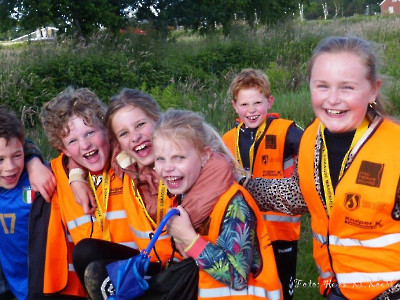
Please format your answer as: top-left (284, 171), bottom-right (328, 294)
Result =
top-left (2, 34), bottom-right (400, 300)
top-left (0, 64), bottom-right (298, 300)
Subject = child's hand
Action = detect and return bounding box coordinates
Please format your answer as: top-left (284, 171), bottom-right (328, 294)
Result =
top-left (26, 157), bottom-right (56, 202)
top-left (166, 206), bottom-right (197, 248)
top-left (70, 181), bottom-right (97, 215)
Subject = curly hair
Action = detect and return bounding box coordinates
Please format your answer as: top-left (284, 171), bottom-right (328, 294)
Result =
top-left (40, 87), bottom-right (107, 151)
top-left (229, 68), bottom-right (271, 102)
top-left (0, 105), bottom-right (24, 144)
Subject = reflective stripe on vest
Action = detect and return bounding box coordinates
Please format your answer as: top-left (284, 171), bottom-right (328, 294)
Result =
top-left (106, 210), bottom-right (127, 220)
top-left (329, 233), bottom-right (400, 248)
top-left (336, 271), bottom-right (400, 284)
top-left (67, 215), bottom-right (92, 230)
top-left (317, 265), bottom-right (334, 279)
top-left (67, 210), bottom-right (127, 231)
top-left (312, 232), bottom-right (327, 244)
top-left (262, 214), bottom-right (301, 223)
top-left (283, 156), bottom-right (295, 171)
top-left (68, 263), bottom-right (75, 272)
top-left (119, 241), bottom-right (138, 249)
top-left (67, 234), bottom-right (73, 243)
top-left (130, 227), bottom-right (172, 240)
top-left (313, 231), bottom-right (334, 279)
top-left (198, 285), bottom-right (281, 299)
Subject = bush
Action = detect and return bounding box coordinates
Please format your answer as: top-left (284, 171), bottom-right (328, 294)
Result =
top-left (2, 16), bottom-right (400, 130)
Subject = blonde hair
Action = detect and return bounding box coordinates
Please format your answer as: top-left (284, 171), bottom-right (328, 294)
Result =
top-left (105, 88), bottom-right (161, 140)
top-left (153, 109), bottom-right (237, 167)
top-left (229, 68), bottom-right (271, 102)
top-left (40, 87), bottom-right (107, 151)
top-left (308, 36), bottom-right (390, 117)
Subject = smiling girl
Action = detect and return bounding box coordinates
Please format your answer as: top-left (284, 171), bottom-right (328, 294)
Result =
top-left (245, 36), bottom-right (400, 299)
top-left (153, 109), bottom-right (282, 300)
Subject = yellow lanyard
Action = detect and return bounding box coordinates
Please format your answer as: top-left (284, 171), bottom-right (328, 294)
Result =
top-left (320, 118), bottom-right (369, 215)
top-left (88, 170), bottom-right (111, 241)
top-left (131, 179), bottom-right (168, 229)
top-left (234, 119), bottom-right (267, 173)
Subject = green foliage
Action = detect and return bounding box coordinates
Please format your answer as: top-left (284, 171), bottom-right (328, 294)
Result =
top-left (6, 0), bottom-right (130, 38)
top-left (2, 15), bottom-right (400, 132)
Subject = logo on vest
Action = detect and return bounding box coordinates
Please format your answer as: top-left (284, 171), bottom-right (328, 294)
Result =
top-left (110, 187), bottom-right (123, 196)
top-left (356, 160), bottom-right (384, 187)
top-left (262, 155), bottom-right (268, 165)
top-left (344, 216), bottom-right (383, 229)
top-left (262, 170), bottom-right (282, 177)
top-left (344, 193), bottom-right (360, 211)
top-left (265, 135), bottom-right (277, 149)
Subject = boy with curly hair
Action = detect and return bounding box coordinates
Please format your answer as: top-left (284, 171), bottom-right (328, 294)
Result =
top-left (29, 87), bottom-right (136, 299)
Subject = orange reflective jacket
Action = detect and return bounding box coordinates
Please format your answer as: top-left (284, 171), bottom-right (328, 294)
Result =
top-left (223, 117), bottom-right (300, 241)
top-left (198, 183), bottom-right (282, 300)
top-left (43, 154), bottom-right (135, 297)
top-left (298, 117), bottom-right (400, 299)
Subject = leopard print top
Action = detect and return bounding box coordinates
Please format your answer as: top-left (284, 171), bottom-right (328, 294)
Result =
top-left (246, 132), bottom-right (325, 216)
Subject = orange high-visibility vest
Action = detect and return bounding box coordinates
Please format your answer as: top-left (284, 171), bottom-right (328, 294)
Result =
top-left (223, 117), bottom-right (301, 242)
top-left (198, 183), bottom-right (282, 300)
top-left (43, 154), bottom-right (135, 297)
top-left (298, 117), bottom-right (400, 299)
top-left (122, 175), bottom-right (183, 264)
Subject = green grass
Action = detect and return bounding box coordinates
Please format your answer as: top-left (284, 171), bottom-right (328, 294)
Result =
top-left (294, 215), bottom-right (320, 299)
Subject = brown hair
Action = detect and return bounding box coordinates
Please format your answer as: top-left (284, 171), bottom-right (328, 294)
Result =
top-left (105, 88), bottom-right (161, 140)
top-left (40, 87), bottom-right (107, 151)
top-left (229, 68), bottom-right (271, 102)
top-left (308, 36), bottom-right (389, 117)
top-left (0, 105), bottom-right (24, 144)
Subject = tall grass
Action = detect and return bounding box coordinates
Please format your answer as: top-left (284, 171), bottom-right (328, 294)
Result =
top-left (2, 15), bottom-right (400, 299)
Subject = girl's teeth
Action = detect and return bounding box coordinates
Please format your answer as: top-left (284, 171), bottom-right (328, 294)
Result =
top-left (167, 177), bottom-right (179, 182)
top-left (135, 144), bottom-right (146, 151)
top-left (327, 109), bottom-right (342, 115)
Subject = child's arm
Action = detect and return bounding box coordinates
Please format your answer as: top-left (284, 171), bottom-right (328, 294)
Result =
top-left (24, 139), bottom-right (56, 202)
top-left (68, 159), bottom-right (97, 215)
top-left (168, 196), bottom-right (257, 290)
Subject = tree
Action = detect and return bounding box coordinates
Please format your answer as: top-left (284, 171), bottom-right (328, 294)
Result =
top-left (242, 0), bottom-right (297, 28)
top-left (131, 0), bottom-right (298, 38)
top-left (131, 0), bottom-right (246, 38)
top-left (12, 0), bottom-right (131, 38)
top-left (322, 1), bottom-right (328, 19)
top-left (130, 0), bottom-right (181, 40)
top-left (0, 0), bottom-right (19, 35)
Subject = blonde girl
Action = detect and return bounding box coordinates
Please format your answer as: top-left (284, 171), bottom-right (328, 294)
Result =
top-left (153, 109), bottom-right (282, 300)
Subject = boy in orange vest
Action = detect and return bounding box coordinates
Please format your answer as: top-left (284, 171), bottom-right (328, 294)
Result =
top-left (29, 87), bottom-right (136, 299)
top-left (222, 68), bottom-right (303, 300)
